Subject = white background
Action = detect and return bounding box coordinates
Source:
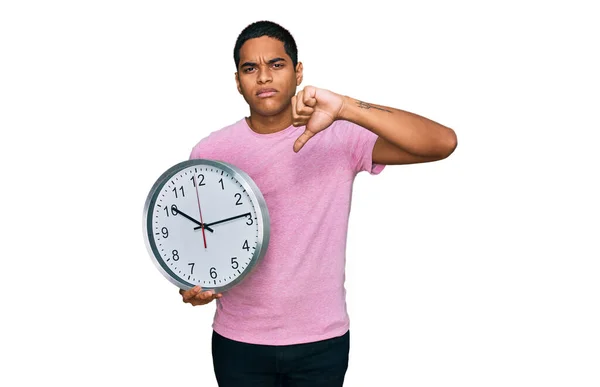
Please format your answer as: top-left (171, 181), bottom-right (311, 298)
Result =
top-left (1, 1), bottom-right (599, 386)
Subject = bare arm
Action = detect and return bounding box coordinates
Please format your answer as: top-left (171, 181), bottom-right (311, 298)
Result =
top-left (338, 96), bottom-right (458, 165)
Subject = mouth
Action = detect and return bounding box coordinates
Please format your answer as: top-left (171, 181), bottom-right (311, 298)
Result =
top-left (256, 88), bottom-right (278, 98)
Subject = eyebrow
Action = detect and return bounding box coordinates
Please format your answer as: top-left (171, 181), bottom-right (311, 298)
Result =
top-left (241, 57), bottom-right (286, 68)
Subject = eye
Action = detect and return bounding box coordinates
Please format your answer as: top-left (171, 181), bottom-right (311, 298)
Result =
top-left (243, 67), bottom-right (255, 73)
top-left (272, 63), bottom-right (283, 69)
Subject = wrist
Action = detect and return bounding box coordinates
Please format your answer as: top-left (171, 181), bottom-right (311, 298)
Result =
top-left (337, 95), bottom-right (352, 121)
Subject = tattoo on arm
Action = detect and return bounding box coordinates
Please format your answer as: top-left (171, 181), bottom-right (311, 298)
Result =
top-left (356, 100), bottom-right (392, 113)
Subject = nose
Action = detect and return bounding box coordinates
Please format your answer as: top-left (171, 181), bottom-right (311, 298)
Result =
top-left (257, 66), bottom-right (272, 84)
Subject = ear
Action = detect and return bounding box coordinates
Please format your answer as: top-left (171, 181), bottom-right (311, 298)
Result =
top-left (295, 62), bottom-right (303, 86)
top-left (235, 72), bottom-right (242, 94)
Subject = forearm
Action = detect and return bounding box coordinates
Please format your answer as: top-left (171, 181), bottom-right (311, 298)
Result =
top-left (338, 96), bottom-right (457, 158)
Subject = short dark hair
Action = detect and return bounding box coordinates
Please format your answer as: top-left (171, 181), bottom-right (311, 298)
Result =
top-left (233, 20), bottom-right (298, 69)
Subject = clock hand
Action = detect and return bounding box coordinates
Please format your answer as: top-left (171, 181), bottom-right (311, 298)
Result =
top-left (194, 212), bottom-right (252, 230)
top-left (192, 175), bottom-right (208, 249)
top-left (171, 205), bottom-right (214, 233)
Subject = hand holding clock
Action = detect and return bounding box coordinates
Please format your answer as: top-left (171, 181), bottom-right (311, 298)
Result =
top-left (179, 286), bottom-right (222, 306)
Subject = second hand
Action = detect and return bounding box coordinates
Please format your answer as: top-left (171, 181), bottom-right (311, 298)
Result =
top-left (193, 174), bottom-right (207, 249)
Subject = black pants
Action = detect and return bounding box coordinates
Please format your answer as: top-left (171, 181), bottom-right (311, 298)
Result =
top-left (212, 330), bottom-right (350, 387)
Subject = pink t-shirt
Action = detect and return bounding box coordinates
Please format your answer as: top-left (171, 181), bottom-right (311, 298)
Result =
top-left (189, 117), bottom-right (385, 345)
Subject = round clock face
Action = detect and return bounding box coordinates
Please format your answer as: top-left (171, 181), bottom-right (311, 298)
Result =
top-left (143, 159), bottom-right (270, 292)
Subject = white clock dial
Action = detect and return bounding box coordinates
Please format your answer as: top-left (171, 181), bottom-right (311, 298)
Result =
top-left (143, 159), bottom-right (270, 292)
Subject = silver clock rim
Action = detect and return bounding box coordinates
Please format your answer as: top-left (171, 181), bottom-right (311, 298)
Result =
top-left (142, 158), bottom-right (271, 293)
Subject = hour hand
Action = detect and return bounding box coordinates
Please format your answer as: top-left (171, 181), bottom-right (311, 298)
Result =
top-left (171, 205), bottom-right (214, 232)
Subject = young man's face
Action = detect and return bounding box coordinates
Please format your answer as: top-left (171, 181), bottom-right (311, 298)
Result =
top-left (235, 36), bottom-right (303, 117)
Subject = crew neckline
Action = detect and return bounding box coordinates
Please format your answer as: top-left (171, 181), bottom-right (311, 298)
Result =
top-left (242, 117), bottom-right (300, 138)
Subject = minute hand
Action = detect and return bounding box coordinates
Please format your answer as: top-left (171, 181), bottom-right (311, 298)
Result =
top-left (194, 212), bottom-right (252, 229)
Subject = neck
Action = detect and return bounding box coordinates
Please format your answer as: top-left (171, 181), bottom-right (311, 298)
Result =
top-left (246, 105), bottom-right (293, 135)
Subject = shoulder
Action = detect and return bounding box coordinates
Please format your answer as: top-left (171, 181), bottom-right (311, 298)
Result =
top-left (189, 118), bottom-right (245, 159)
top-left (326, 119), bottom-right (383, 174)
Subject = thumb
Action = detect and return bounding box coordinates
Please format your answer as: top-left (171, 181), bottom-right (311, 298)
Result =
top-left (293, 129), bottom-right (315, 153)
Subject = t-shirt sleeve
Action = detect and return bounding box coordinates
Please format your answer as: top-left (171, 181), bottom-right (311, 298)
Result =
top-left (338, 120), bottom-right (385, 175)
top-left (189, 136), bottom-right (210, 160)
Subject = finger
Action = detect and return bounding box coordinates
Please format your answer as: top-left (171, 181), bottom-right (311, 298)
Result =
top-left (303, 86), bottom-right (318, 107)
top-left (302, 88), bottom-right (317, 108)
top-left (297, 90), bottom-right (315, 116)
top-left (205, 293), bottom-right (221, 303)
top-left (292, 95), bottom-right (310, 126)
top-left (182, 286), bottom-right (201, 302)
top-left (294, 129), bottom-right (316, 153)
top-left (296, 90), bottom-right (314, 116)
top-left (194, 290), bottom-right (215, 302)
top-left (291, 95), bottom-right (297, 118)
top-left (296, 89), bottom-right (303, 110)
top-left (292, 91), bottom-right (301, 121)
top-left (295, 89), bottom-right (305, 112)
top-left (297, 105), bottom-right (314, 117)
top-left (293, 117), bottom-right (309, 127)
top-left (293, 91), bottom-right (312, 127)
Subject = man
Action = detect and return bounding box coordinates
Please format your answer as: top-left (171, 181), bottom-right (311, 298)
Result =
top-left (180, 20), bottom-right (457, 387)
